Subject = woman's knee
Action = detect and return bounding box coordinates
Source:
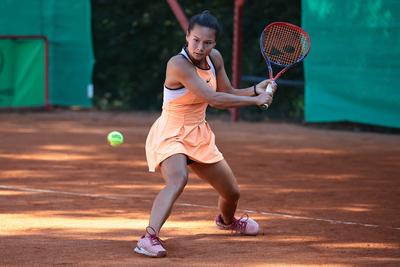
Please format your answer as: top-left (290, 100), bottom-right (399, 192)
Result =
top-left (223, 186), bottom-right (240, 202)
top-left (161, 154), bottom-right (189, 194)
top-left (165, 170), bottom-right (188, 194)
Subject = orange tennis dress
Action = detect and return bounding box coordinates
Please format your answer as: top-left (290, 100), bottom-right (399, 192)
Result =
top-left (145, 48), bottom-right (224, 172)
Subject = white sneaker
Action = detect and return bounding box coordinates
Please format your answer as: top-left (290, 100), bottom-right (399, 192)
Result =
top-left (134, 226), bottom-right (167, 257)
top-left (215, 214), bottom-right (259, 236)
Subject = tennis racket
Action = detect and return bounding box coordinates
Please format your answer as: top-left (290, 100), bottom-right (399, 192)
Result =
top-left (260, 22), bottom-right (311, 109)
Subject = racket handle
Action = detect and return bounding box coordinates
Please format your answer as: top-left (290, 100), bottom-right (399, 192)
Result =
top-left (260, 83), bottom-right (273, 109)
top-left (266, 83), bottom-right (273, 94)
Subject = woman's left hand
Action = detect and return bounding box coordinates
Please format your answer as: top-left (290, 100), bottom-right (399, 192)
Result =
top-left (255, 79), bottom-right (277, 95)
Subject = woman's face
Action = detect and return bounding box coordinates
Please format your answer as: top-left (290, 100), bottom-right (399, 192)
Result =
top-left (186, 24), bottom-right (216, 62)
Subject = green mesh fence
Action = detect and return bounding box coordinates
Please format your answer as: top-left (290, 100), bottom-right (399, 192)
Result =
top-left (302, 0), bottom-right (400, 128)
top-left (0, 0), bottom-right (93, 108)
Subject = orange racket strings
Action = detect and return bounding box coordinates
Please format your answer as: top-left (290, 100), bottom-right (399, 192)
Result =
top-left (262, 24), bottom-right (309, 66)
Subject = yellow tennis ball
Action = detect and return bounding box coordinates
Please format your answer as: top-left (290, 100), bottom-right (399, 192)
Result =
top-left (107, 131), bottom-right (124, 147)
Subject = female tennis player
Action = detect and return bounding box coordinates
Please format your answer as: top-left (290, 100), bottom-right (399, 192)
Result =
top-left (134, 10), bottom-right (277, 258)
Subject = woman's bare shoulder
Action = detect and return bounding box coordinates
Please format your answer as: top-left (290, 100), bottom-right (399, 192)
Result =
top-left (167, 54), bottom-right (191, 70)
top-left (165, 54), bottom-right (195, 84)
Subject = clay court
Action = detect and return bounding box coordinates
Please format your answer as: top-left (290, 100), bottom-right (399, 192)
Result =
top-left (0, 111), bottom-right (399, 266)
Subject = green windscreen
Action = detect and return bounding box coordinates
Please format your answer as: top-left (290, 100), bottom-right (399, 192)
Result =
top-left (0, 38), bottom-right (45, 107)
top-left (0, 0), bottom-right (93, 108)
top-left (302, 0), bottom-right (400, 128)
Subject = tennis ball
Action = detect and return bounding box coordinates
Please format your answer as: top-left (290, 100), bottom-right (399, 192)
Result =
top-left (107, 131), bottom-right (124, 147)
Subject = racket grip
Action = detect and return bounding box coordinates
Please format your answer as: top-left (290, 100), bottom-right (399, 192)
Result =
top-left (266, 83), bottom-right (273, 94)
top-left (260, 83), bottom-right (273, 109)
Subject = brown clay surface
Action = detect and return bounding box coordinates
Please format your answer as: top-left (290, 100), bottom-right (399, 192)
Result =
top-left (0, 111), bottom-right (399, 267)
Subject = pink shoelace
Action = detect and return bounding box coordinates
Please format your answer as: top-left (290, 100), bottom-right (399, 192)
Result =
top-left (145, 226), bottom-right (164, 246)
top-left (231, 214), bottom-right (249, 233)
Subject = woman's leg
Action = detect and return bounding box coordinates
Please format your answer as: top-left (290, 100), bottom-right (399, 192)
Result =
top-left (190, 159), bottom-right (259, 235)
top-left (189, 159), bottom-right (240, 225)
top-left (148, 153), bottom-right (188, 235)
top-left (135, 154), bottom-right (188, 257)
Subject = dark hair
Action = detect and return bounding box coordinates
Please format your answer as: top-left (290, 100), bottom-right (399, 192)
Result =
top-left (188, 10), bottom-right (222, 38)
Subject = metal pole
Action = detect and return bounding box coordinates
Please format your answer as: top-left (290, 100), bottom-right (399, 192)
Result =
top-left (166, 0), bottom-right (189, 32)
top-left (230, 0), bottom-right (245, 122)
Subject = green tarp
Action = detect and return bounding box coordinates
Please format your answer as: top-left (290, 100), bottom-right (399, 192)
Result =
top-left (0, 0), bottom-right (93, 108)
top-left (0, 38), bottom-right (46, 107)
top-left (302, 0), bottom-right (400, 128)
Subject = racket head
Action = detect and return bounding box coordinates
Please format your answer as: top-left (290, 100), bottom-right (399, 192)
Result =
top-left (260, 22), bottom-right (311, 69)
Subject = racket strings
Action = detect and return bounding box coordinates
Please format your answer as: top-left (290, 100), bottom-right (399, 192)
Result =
top-left (262, 25), bottom-right (309, 66)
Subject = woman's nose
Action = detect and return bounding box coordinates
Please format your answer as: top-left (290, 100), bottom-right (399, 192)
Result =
top-left (197, 43), bottom-right (204, 51)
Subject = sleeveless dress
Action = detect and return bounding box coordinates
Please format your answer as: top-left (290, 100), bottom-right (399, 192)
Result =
top-left (145, 48), bottom-right (224, 172)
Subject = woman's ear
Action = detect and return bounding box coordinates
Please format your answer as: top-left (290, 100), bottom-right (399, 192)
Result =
top-left (185, 30), bottom-right (190, 43)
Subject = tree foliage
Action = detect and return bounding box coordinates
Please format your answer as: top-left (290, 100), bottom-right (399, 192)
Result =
top-left (91, 0), bottom-right (302, 119)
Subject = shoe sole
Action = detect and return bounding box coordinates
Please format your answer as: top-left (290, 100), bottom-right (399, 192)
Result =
top-left (216, 225), bottom-right (231, 230)
top-left (134, 246), bottom-right (167, 258)
top-left (216, 222), bottom-right (259, 236)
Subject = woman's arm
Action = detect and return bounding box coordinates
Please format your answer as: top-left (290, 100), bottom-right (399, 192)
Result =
top-left (166, 56), bottom-right (272, 109)
top-left (211, 49), bottom-right (277, 96)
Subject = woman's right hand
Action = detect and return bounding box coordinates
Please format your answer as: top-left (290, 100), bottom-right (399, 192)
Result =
top-left (255, 90), bottom-right (273, 107)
